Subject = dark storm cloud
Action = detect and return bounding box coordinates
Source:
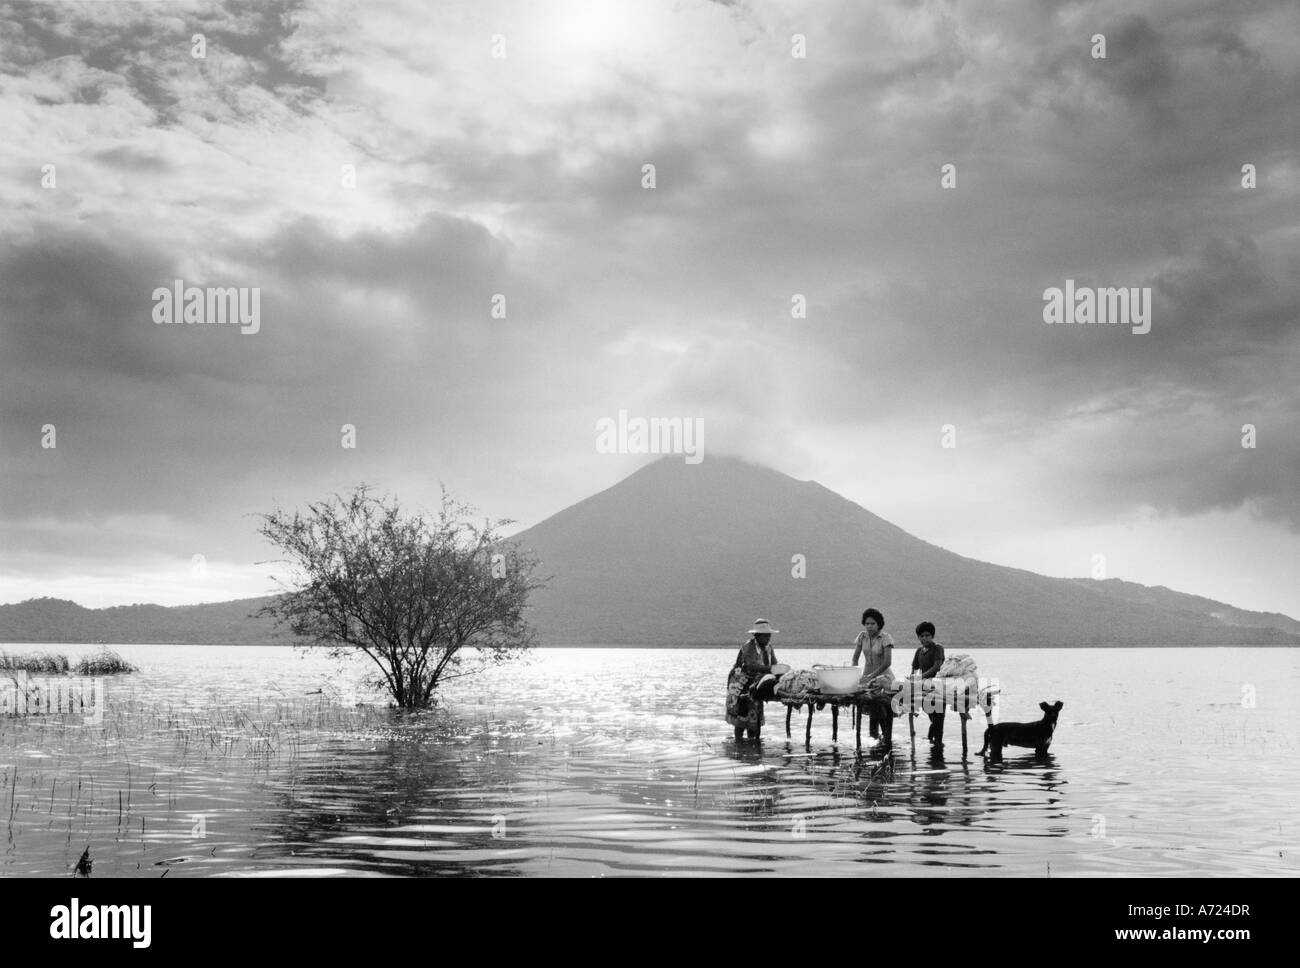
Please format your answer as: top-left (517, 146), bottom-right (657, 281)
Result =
top-left (576, 0), bottom-right (1300, 530)
top-left (0, 0), bottom-right (1297, 612)
top-left (53, 0), bottom-right (323, 108)
top-left (93, 144), bottom-right (176, 172)
top-left (266, 213), bottom-right (510, 299)
top-left (1094, 16), bottom-right (1175, 121)
top-left (0, 207), bottom-right (547, 540)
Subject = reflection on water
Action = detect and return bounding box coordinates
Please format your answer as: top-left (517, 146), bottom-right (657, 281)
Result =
top-left (1, 645), bottom-right (1298, 876)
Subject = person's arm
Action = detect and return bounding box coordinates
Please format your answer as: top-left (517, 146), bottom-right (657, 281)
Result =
top-left (922, 644), bottom-right (945, 679)
top-left (851, 632), bottom-right (863, 666)
top-left (911, 649), bottom-right (921, 674)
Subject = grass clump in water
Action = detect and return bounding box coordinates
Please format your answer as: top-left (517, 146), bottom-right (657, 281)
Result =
top-left (0, 649), bottom-right (136, 675)
top-left (0, 651), bottom-right (71, 673)
top-left (74, 650), bottom-right (137, 675)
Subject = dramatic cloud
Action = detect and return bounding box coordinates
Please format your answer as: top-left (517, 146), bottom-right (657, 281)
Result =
top-left (0, 0), bottom-right (1297, 615)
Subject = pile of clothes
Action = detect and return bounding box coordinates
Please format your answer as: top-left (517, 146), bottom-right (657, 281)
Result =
top-left (936, 653), bottom-right (978, 682)
top-left (774, 669), bottom-right (821, 702)
top-left (930, 654), bottom-right (981, 710)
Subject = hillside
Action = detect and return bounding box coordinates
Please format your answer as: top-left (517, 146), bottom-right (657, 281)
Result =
top-left (2, 457), bottom-right (1296, 647)
top-left (507, 457), bottom-right (1300, 647)
top-left (0, 595), bottom-right (281, 645)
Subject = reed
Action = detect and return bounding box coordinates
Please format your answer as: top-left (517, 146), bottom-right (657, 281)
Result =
top-left (0, 649), bottom-right (136, 675)
top-left (0, 651), bottom-right (70, 673)
top-left (73, 650), bottom-right (137, 675)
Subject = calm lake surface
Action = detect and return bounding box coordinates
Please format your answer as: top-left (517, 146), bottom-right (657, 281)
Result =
top-left (1, 645), bottom-right (1297, 877)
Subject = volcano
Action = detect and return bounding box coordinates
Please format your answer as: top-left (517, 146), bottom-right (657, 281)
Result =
top-left (510, 457), bottom-right (1300, 647)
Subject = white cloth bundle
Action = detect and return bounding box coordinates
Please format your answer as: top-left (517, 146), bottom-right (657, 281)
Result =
top-left (775, 669), bottom-right (821, 700)
top-left (936, 653), bottom-right (978, 681)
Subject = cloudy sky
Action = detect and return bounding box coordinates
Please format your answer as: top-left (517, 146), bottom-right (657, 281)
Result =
top-left (1, 0), bottom-right (1297, 619)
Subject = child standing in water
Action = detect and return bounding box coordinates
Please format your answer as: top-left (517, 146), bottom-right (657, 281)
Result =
top-left (851, 608), bottom-right (894, 739)
top-left (911, 621), bottom-right (947, 746)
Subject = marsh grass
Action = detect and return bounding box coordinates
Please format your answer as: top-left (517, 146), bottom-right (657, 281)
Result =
top-left (0, 649), bottom-right (136, 675)
top-left (0, 651), bottom-right (71, 673)
top-left (74, 650), bottom-right (137, 675)
top-left (1, 689), bottom-right (421, 875)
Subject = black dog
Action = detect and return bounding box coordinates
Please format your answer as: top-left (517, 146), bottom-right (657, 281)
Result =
top-left (978, 700), bottom-right (1063, 761)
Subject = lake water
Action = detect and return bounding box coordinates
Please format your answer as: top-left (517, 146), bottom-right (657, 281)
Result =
top-left (1, 645), bottom-right (1297, 877)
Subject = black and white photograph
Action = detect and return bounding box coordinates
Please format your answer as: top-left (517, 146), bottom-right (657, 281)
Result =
top-left (0, 0), bottom-right (1295, 936)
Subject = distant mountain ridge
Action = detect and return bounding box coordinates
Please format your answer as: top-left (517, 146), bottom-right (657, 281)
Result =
top-left (0, 595), bottom-right (282, 645)
top-left (2, 457), bottom-right (1297, 647)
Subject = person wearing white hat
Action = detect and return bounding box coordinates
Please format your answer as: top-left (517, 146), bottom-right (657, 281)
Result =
top-left (725, 619), bottom-right (781, 741)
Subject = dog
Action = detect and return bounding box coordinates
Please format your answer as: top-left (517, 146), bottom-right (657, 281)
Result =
top-left (978, 700), bottom-right (1063, 761)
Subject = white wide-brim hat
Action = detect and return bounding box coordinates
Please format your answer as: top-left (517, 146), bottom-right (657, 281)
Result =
top-left (747, 619), bottom-right (780, 635)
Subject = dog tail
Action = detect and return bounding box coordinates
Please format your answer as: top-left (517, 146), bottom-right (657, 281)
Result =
top-left (976, 728), bottom-right (990, 755)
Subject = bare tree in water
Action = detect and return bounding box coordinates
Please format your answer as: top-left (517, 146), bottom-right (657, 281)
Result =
top-left (257, 485), bottom-right (546, 708)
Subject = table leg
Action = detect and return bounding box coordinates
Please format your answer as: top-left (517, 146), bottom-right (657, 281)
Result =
top-left (909, 712), bottom-right (916, 742)
top-left (805, 703), bottom-right (813, 747)
top-left (831, 705), bottom-right (839, 741)
top-left (855, 703), bottom-right (862, 752)
top-left (785, 704), bottom-right (793, 737)
top-left (961, 713), bottom-right (969, 757)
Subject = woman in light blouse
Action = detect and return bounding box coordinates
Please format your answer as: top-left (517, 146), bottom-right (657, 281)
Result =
top-left (851, 607), bottom-right (894, 739)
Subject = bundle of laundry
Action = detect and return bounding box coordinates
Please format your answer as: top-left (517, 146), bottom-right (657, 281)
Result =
top-left (774, 669), bottom-right (821, 701)
top-left (936, 653), bottom-right (978, 682)
top-left (930, 654), bottom-right (982, 711)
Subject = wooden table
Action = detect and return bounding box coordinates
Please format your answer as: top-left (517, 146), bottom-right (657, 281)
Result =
top-left (771, 678), bottom-right (998, 757)
top-left (773, 692), bottom-right (897, 754)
